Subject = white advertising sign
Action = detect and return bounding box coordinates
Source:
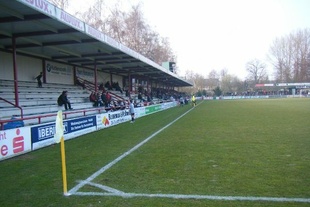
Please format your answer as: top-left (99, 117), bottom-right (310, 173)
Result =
top-left (45, 61), bottom-right (73, 84)
top-left (96, 110), bottom-right (131, 130)
top-left (0, 127), bottom-right (32, 161)
top-left (76, 67), bottom-right (94, 82)
top-left (134, 107), bottom-right (146, 118)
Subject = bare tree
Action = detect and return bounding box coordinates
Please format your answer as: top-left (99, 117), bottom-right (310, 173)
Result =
top-left (74, 0), bottom-right (108, 31)
top-left (116, 4), bottom-right (175, 65)
top-left (105, 6), bottom-right (126, 42)
top-left (182, 69), bottom-right (244, 95)
top-left (179, 70), bottom-right (204, 95)
top-left (269, 28), bottom-right (310, 82)
top-left (219, 68), bottom-right (228, 81)
top-left (269, 36), bottom-right (293, 82)
top-left (194, 73), bottom-right (206, 92)
top-left (221, 74), bottom-right (243, 95)
top-left (246, 59), bottom-right (267, 84)
top-left (292, 29), bottom-right (310, 81)
top-left (76, 2), bottom-right (176, 69)
top-left (205, 70), bottom-right (220, 94)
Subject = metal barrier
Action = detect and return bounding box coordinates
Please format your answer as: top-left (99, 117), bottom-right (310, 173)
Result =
top-left (0, 107), bottom-right (107, 130)
top-left (0, 97), bottom-right (23, 118)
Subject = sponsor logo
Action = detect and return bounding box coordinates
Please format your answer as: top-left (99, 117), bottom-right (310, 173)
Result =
top-left (46, 63), bottom-right (67, 73)
top-left (102, 116), bottom-right (110, 126)
top-left (1, 129), bottom-right (25, 157)
top-left (37, 123), bottom-right (68, 140)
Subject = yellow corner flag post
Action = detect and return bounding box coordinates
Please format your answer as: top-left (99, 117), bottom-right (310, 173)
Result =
top-left (54, 110), bottom-right (69, 196)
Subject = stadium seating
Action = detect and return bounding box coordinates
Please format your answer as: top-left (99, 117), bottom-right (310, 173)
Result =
top-left (0, 79), bottom-right (160, 127)
top-left (0, 79), bottom-right (96, 125)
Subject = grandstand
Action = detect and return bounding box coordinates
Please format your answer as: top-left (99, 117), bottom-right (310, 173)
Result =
top-left (0, 77), bottom-right (143, 128)
top-left (0, 1), bottom-right (191, 130)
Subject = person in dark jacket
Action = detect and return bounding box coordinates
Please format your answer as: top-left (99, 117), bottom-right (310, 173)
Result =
top-left (105, 81), bottom-right (113, 90)
top-left (57, 91), bottom-right (73, 110)
top-left (101, 91), bottom-right (107, 107)
top-left (35, 72), bottom-right (43, 88)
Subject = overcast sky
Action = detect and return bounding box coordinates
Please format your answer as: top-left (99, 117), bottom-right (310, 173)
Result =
top-left (67, 0), bottom-right (310, 80)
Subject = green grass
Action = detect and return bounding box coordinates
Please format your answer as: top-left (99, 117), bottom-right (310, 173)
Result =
top-left (0, 98), bottom-right (309, 207)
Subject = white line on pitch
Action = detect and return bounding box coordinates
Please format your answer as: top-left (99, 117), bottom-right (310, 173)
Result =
top-left (68, 106), bottom-right (194, 195)
top-left (73, 191), bottom-right (310, 203)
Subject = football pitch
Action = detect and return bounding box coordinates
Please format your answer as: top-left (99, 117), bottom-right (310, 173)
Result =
top-left (0, 98), bottom-right (309, 207)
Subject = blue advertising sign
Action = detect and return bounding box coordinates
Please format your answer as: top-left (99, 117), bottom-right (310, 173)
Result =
top-left (31, 116), bottom-right (96, 150)
top-left (67, 116), bottom-right (96, 133)
top-left (31, 122), bottom-right (68, 143)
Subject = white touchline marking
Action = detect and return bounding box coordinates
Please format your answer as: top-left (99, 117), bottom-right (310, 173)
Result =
top-left (73, 191), bottom-right (310, 203)
top-left (74, 180), bottom-right (310, 203)
top-left (68, 106), bottom-right (195, 195)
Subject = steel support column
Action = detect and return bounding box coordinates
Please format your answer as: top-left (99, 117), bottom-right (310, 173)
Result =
top-left (94, 62), bottom-right (97, 93)
top-left (12, 36), bottom-right (19, 107)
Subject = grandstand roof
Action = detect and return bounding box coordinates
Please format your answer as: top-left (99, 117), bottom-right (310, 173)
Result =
top-left (0, 0), bottom-right (192, 87)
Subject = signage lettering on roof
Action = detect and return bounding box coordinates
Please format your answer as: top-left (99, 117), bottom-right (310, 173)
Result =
top-left (19, 0), bottom-right (56, 17)
top-left (85, 25), bottom-right (105, 42)
top-left (55, 8), bottom-right (84, 32)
